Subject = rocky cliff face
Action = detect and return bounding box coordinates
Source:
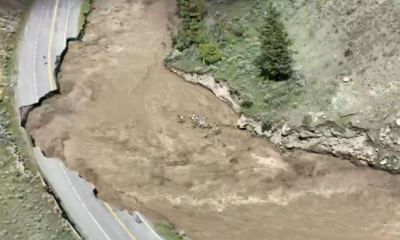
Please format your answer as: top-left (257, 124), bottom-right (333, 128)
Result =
top-left (167, 66), bottom-right (400, 173)
top-left (164, 0), bottom-right (400, 174)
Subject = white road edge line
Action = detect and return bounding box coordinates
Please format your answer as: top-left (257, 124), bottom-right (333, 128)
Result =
top-left (33, 3), bottom-right (45, 102)
top-left (135, 212), bottom-right (163, 240)
top-left (59, 162), bottom-right (112, 240)
top-left (39, 1), bottom-right (161, 239)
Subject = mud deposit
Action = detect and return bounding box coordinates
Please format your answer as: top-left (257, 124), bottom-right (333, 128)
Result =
top-left (26, 0), bottom-right (400, 239)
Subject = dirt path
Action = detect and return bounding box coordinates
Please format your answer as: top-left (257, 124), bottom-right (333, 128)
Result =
top-left (26, 0), bottom-right (400, 239)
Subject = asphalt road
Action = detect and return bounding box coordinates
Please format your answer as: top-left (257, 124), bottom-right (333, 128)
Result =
top-left (17, 0), bottom-right (81, 106)
top-left (16, 1), bottom-right (164, 239)
top-left (35, 148), bottom-right (163, 240)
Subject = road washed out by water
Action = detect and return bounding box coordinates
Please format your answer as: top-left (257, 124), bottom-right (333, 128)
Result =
top-left (25, 0), bottom-right (400, 239)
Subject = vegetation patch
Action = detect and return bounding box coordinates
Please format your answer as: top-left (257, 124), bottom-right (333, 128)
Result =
top-left (0, 123), bottom-right (77, 240)
top-left (173, 0), bottom-right (208, 50)
top-left (168, 0), bottom-right (307, 125)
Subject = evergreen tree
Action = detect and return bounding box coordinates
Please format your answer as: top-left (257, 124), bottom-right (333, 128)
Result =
top-left (258, 4), bottom-right (294, 80)
top-left (174, 0), bottom-right (207, 50)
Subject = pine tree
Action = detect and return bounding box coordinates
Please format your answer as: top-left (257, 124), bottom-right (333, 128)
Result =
top-left (258, 4), bottom-right (294, 80)
top-left (174, 0), bottom-right (207, 50)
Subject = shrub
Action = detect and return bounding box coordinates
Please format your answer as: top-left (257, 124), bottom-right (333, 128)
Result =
top-left (302, 115), bottom-right (312, 127)
top-left (209, 22), bottom-right (227, 43)
top-left (197, 43), bottom-right (222, 64)
top-left (257, 4), bottom-right (294, 80)
top-left (229, 23), bottom-right (245, 37)
top-left (259, 113), bottom-right (274, 131)
top-left (240, 98), bottom-right (254, 109)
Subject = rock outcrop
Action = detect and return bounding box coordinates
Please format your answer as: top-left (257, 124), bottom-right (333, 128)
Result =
top-left (167, 66), bottom-right (400, 173)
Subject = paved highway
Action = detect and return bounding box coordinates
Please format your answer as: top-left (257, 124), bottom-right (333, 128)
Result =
top-left (16, 1), bottom-right (164, 239)
top-left (35, 148), bottom-right (162, 240)
top-left (17, 0), bottom-right (81, 106)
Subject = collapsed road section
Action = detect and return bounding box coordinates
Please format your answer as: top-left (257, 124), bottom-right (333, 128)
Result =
top-left (16, 0), bottom-right (81, 106)
top-left (22, 1), bottom-right (400, 240)
top-left (15, 0), bottom-right (163, 239)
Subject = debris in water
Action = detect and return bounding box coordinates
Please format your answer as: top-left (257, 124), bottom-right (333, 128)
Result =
top-left (191, 114), bottom-right (209, 128)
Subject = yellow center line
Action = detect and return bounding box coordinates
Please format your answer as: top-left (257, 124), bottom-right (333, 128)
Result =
top-left (104, 202), bottom-right (138, 240)
top-left (47, 0), bottom-right (59, 91)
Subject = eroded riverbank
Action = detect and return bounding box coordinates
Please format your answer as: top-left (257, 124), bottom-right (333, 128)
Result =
top-left (24, 0), bottom-right (400, 239)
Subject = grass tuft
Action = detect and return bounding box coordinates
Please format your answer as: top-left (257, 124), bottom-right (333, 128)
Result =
top-left (156, 222), bottom-right (184, 240)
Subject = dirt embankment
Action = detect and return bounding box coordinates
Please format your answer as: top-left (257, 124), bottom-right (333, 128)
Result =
top-left (25, 1), bottom-right (400, 240)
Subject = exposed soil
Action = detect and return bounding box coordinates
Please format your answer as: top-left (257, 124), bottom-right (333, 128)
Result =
top-left (26, 0), bottom-right (400, 239)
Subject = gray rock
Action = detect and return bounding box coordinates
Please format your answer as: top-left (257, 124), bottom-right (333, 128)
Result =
top-left (396, 119), bottom-right (400, 127)
top-left (281, 123), bottom-right (291, 136)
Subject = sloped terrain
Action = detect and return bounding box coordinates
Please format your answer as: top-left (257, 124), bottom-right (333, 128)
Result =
top-left (167, 0), bottom-right (400, 171)
top-left (25, 0), bottom-right (400, 240)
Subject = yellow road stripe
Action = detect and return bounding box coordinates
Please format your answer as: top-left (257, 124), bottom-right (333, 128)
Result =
top-left (104, 202), bottom-right (138, 240)
top-left (47, 0), bottom-right (59, 91)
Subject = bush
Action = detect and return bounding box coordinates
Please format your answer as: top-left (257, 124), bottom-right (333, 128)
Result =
top-left (257, 4), bottom-right (294, 80)
top-left (197, 43), bottom-right (222, 64)
top-left (229, 23), bottom-right (245, 37)
top-left (259, 113), bottom-right (274, 131)
top-left (209, 22), bottom-right (227, 43)
top-left (240, 97), bottom-right (254, 109)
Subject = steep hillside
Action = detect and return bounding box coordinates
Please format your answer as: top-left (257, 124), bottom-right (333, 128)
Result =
top-left (167, 0), bottom-right (400, 172)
